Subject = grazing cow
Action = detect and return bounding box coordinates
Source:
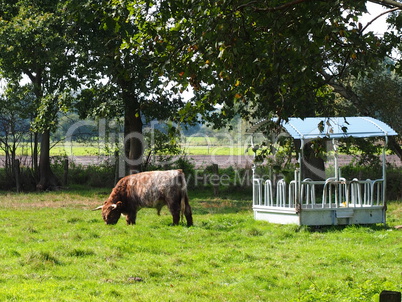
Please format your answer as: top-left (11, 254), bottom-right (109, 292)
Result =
top-left (94, 169), bottom-right (193, 226)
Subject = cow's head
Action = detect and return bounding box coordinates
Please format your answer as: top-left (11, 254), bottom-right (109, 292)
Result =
top-left (95, 201), bottom-right (123, 225)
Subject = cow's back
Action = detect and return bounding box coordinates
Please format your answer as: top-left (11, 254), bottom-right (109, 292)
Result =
top-left (124, 170), bottom-right (185, 207)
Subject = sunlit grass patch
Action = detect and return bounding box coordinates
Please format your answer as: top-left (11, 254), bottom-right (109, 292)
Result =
top-left (0, 189), bottom-right (400, 301)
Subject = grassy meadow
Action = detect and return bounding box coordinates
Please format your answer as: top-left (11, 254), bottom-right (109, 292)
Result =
top-left (0, 188), bottom-right (401, 301)
top-left (0, 138), bottom-right (253, 157)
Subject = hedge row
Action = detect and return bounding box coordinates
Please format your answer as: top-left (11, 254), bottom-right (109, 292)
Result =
top-left (0, 157), bottom-right (400, 200)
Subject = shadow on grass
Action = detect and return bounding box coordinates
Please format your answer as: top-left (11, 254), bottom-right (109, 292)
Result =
top-left (192, 199), bottom-right (251, 215)
top-left (303, 223), bottom-right (390, 233)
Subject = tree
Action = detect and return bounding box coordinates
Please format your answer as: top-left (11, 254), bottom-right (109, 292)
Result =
top-left (66, 0), bottom-right (187, 174)
top-left (347, 64), bottom-right (402, 159)
top-left (134, 0), bottom-right (400, 129)
top-left (0, 0), bottom-right (77, 190)
top-left (117, 0), bottom-right (402, 176)
top-left (0, 82), bottom-right (32, 183)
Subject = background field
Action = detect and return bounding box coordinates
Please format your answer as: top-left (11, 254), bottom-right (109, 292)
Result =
top-left (0, 138), bottom-right (254, 157)
top-left (0, 188), bottom-right (401, 301)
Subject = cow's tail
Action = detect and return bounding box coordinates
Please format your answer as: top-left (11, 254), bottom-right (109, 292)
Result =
top-left (180, 172), bottom-right (193, 227)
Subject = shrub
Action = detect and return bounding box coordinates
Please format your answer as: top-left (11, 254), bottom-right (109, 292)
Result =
top-left (386, 166), bottom-right (402, 200)
top-left (68, 162), bottom-right (115, 188)
top-left (0, 167), bottom-right (36, 191)
top-left (341, 163), bottom-right (402, 200)
top-left (50, 157), bottom-right (115, 188)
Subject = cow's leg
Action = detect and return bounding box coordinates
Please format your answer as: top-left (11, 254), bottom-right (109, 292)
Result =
top-left (125, 210), bottom-right (137, 225)
top-left (167, 199), bottom-right (180, 225)
top-left (181, 191), bottom-right (193, 227)
top-left (171, 210), bottom-right (180, 225)
top-left (156, 203), bottom-right (164, 216)
top-left (184, 202), bottom-right (193, 227)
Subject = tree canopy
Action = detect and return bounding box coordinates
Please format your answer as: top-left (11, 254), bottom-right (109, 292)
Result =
top-left (0, 0), bottom-right (78, 189)
top-left (0, 0), bottom-right (401, 189)
top-left (65, 0), bottom-right (189, 173)
top-left (140, 0), bottom-right (401, 128)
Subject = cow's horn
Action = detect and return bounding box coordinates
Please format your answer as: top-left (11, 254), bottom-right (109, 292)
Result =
top-left (92, 205), bottom-right (103, 211)
top-left (111, 204), bottom-right (117, 209)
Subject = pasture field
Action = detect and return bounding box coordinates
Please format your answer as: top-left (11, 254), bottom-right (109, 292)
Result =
top-left (182, 145), bottom-right (250, 156)
top-left (0, 143), bottom-right (101, 157)
top-left (0, 188), bottom-right (401, 301)
top-left (1, 138), bottom-right (253, 157)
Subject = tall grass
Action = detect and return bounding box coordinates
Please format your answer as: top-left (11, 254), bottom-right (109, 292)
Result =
top-left (0, 188), bottom-right (401, 301)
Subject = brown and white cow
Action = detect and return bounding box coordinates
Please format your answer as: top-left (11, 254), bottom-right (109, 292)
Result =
top-left (94, 169), bottom-right (193, 226)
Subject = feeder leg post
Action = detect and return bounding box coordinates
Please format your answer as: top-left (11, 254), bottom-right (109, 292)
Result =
top-left (379, 290), bottom-right (401, 302)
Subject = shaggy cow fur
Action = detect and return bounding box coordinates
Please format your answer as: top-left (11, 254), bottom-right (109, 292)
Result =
top-left (96, 169), bottom-right (193, 226)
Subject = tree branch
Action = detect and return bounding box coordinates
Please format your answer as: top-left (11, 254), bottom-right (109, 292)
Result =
top-left (237, 0), bottom-right (402, 13)
top-left (362, 6), bottom-right (399, 32)
top-left (320, 70), bottom-right (367, 113)
top-left (368, 0), bottom-right (402, 9)
top-left (237, 0), bottom-right (312, 12)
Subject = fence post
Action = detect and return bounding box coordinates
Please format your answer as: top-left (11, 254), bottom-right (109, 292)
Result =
top-left (114, 150), bottom-right (119, 185)
top-left (212, 164), bottom-right (219, 196)
top-left (380, 290), bottom-right (401, 302)
top-left (63, 159), bottom-right (68, 186)
top-left (14, 159), bottom-right (21, 193)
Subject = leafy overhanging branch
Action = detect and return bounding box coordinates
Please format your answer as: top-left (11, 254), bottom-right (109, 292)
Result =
top-left (236, 0), bottom-right (312, 12)
top-left (236, 0), bottom-right (402, 12)
top-left (369, 0), bottom-right (402, 9)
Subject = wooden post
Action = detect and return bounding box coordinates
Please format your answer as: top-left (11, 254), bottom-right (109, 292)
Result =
top-left (14, 159), bottom-right (21, 193)
top-left (114, 150), bottom-right (119, 185)
top-left (212, 164), bottom-right (219, 196)
top-left (63, 159), bottom-right (68, 186)
top-left (380, 290), bottom-right (401, 302)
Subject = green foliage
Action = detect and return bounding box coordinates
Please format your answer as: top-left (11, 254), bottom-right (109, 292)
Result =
top-left (353, 66), bottom-right (402, 136)
top-left (200, 165), bottom-right (253, 193)
top-left (338, 63), bottom-right (402, 158)
top-left (144, 0), bottom-right (397, 126)
top-left (0, 0), bottom-right (77, 132)
top-left (2, 0), bottom-right (402, 189)
top-left (338, 137), bottom-right (385, 167)
top-left (341, 163), bottom-right (402, 200)
top-left (0, 82), bottom-right (33, 178)
top-left (387, 167), bottom-right (402, 200)
top-left (0, 190), bottom-right (400, 301)
top-left (143, 122), bottom-right (183, 168)
top-left (173, 156), bottom-right (196, 179)
top-left (67, 0), bottom-right (187, 123)
top-left (341, 164), bottom-right (382, 180)
top-left (51, 157), bottom-right (116, 188)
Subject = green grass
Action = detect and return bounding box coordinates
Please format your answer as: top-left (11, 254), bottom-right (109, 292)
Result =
top-left (2, 138), bottom-right (253, 157)
top-left (183, 136), bottom-right (219, 145)
top-left (51, 143), bottom-right (100, 156)
top-left (0, 188), bottom-right (401, 301)
top-left (0, 142), bottom-right (101, 157)
top-left (183, 146), bottom-right (251, 156)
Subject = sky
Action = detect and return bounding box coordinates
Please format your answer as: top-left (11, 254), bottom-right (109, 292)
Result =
top-left (361, 2), bottom-right (390, 35)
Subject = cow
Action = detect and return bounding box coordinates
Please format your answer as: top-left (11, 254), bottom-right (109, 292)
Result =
top-left (94, 169), bottom-right (193, 226)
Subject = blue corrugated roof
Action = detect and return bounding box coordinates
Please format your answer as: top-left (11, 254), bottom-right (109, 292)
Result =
top-left (248, 117), bottom-right (398, 139)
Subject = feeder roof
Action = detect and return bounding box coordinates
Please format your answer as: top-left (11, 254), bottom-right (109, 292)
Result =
top-left (248, 116), bottom-right (398, 139)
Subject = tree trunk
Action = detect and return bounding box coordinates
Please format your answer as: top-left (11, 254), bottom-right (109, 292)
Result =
top-left (295, 139), bottom-right (326, 181)
top-left (302, 145), bottom-right (326, 181)
top-left (388, 136), bottom-right (402, 161)
top-left (31, 132), bottom-right (39, 181)
top-left (36, 130), bottom-right (60, 191)
top-left (29, 101), bottom-right (39, 181)
top-left (124, 99), bottom-right (143, 175)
